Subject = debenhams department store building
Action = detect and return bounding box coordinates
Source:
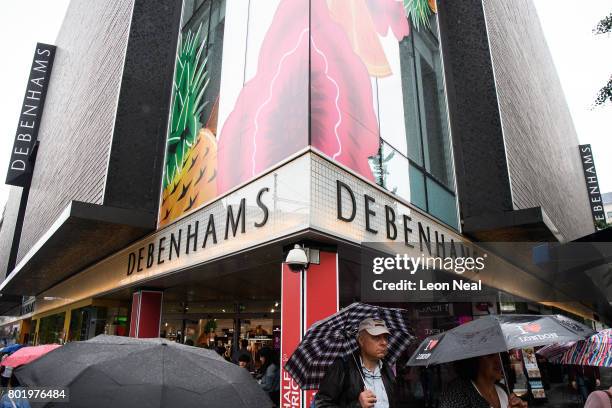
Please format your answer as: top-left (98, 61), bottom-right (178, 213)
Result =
top-left (0, 0), bottom-right (608, 390)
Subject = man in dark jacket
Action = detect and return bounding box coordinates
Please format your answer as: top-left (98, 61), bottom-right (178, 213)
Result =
top-left (315, 318), bottom-right (396, 407)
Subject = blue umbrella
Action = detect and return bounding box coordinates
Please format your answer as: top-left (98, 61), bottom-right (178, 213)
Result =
top-left (0, 344), bottom-right (24, 354)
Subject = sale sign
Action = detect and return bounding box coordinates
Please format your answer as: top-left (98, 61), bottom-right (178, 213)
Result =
top-left (280, 252), bottom-right (339, 407)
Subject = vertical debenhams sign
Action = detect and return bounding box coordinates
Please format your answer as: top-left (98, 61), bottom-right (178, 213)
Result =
top-left (579, 144), bottom-right (606, 226)
top-left (6, 43), bottom-right (56, 187)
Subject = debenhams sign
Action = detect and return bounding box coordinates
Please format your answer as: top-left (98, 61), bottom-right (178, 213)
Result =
top-left (126, 188), bottom-right (270, 275)
top-left (579, 144), bottom-right (606, 226)
top-left (35, 153), bottom-right (465, 314)
top-left (124, 154), bottom-right (461, 277)
top-left (6, 43), bottom-right (56, 187)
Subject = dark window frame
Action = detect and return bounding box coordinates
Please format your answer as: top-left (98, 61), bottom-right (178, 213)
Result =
top-left (397, 13), bottom-right (458, 229)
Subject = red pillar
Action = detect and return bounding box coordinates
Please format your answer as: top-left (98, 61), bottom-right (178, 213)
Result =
top-left (129, 290), bottom-right (163, 338)
top-left (280, 251), bottom-right (339, 408)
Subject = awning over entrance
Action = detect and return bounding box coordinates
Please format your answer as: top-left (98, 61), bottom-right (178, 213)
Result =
top-left (533, 227), bottom-right (612, 322)
top-left (462, 207), bottom-right (564, 242)
top-left (533, 228), bottom-right (612, 275)
top-left (0, 201), bottom-right (154, 298)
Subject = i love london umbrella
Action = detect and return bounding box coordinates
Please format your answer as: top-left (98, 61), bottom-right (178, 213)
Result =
top-left (407, 314), bottom-right (595, 367)
top-left (284, 302), bottom-right (414, 390)
top-left (1, 344), bottom-right (61, 368)
top-left (557, 329), bottom-right (612, 367)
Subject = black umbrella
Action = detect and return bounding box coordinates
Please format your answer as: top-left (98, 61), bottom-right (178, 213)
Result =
top-left (284, 302), bottom-right (413, 390)
top-left (407, 314), bottom-right (595, 367)
top-left (15, 335), bottom-right (273, 408)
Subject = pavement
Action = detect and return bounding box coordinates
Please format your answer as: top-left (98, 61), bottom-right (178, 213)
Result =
top-left (522, 367), bottom-right (612, 408)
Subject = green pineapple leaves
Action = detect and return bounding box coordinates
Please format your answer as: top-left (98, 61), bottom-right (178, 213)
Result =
top-left (404, 0), bottom-right (433, 31)
top-left (164, 23), bottom-right (210, 189)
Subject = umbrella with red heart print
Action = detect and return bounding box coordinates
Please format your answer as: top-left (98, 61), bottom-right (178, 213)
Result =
top-left (407, 314), bottom-right (595, 367)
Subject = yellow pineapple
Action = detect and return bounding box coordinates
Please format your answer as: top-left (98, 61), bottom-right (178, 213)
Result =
top-left (160, 128), bottom-right (217, 227)
top-left (159, 24), bottom-right (218, 227)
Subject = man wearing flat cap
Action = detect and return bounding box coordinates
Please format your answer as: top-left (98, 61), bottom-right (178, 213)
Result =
top-left (315, 318), bottom-right (396, 407)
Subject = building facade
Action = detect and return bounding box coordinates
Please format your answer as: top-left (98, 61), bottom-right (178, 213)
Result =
top-left (0, 0), bottom-right (605, 404)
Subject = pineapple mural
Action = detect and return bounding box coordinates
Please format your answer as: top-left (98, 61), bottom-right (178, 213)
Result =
top-left (159, 24), bottom-right (218, 227)
top-left (404, 0), bottom-right (437, 30)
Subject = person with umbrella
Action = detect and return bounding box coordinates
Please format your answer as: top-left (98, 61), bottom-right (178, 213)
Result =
top-left (315, 318), bottom-right (396, 407)
top-left (438, 354), bottom-right (527, 408)
top-left (538, 328), bottom-right (612, 403)
top-left (284, 303), bottom-right (413, 407)
top-left (408, 315), bottom-right (595, 408)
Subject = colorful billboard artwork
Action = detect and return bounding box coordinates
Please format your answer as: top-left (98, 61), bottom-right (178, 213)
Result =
top-left (326, 0), bottom-right (409, 78)
top-left (309, 0), bottom-right (382, 182)
top-left (217, 0), bottom-right (416, 193)
top-left (216, 0), bottom-right (310, 194)
top-left (159, 0), bottom-right (438, 227)
top-left (160, 23), bottom-right (219, 227)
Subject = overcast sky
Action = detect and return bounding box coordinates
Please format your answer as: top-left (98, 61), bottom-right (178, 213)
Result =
top-left (0, 1), bottom-right (70, 210)
top-left (0, 1), bottom-right (610, 213)
top-left (534, 0), bottom-right (612, 193)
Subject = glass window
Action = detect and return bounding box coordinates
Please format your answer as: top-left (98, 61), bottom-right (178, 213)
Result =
top-left (68, 307), bottom-right (108, 342)
top-left (377, 142), bottom-right (411, 203)
top-left (182, 0), bottom-right (213, 29)
top-left (426, 178), bottom-right (458, 228)
top-left (399, 13), bottom-right (457, 229)
top-left (159, 0), bottom-right (226, 227)
top-left (181, 0), bottom-right (195, 24)
top-left (399, 39), bottom-right (423, 166)
top-left (182, 0), bottom-right (226, 134)
top-left (38, 313), bottom-right (65, 345)
top-left (413, 30), bottom-right (453, 189)
top-left (409, 164), bottom-right (426, 210)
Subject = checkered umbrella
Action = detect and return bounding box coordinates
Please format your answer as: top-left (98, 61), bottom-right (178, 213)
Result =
top-left (284, 302), bottom-right (414, 390)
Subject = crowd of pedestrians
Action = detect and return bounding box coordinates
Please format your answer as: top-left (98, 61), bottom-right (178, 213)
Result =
top-left (311, 317), bottom-right (609, 408)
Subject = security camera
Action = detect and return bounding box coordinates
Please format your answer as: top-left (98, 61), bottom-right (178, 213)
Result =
top-left (285, 244), bottom-right (309, 272)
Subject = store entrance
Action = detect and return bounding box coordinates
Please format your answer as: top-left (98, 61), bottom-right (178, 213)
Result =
top-left (99, 244), bottom-right (283, 369)
top-left (160, 310), bottom-right (280, 362)
top-left (158, 254), bottom-right (282, 368)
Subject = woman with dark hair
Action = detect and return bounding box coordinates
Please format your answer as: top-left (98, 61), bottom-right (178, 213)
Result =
top-left (258, 347), bottom-right (280, 406)
top-left (439, 354), bottom-right (528, 408)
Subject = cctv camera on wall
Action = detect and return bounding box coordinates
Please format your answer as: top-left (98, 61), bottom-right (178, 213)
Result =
top-left (285, 244), bottom-right (309, 272)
